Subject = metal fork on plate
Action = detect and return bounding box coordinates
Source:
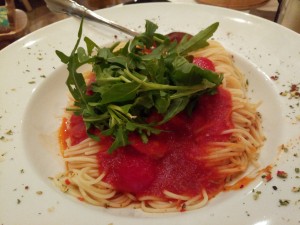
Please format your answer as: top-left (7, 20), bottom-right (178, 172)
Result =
top-left (44, 0), bottom-right (139, 36)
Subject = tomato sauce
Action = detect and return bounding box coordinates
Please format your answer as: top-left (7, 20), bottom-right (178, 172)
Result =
top-left (59, 117), bottom-right (69, 152)
top-left (65, 86), bottom-right (234, 199)
top-left (68, 115), bottom-right (88, 146)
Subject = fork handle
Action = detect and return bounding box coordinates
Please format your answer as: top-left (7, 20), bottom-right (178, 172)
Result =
top-left (46, 0), bottom-right (139, 36)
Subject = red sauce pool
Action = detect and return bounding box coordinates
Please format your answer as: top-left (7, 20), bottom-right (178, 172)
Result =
top-left (64, 86), bottom-right (233, 199)
top-left (64, 87), bottom-right (233, 199)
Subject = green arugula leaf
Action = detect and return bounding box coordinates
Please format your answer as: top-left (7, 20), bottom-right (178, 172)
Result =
top-left (56, 50), bottom-right (69, 63)
top-left (77, 47), bottom-right (89, 62)
top-left (145, 20), bottom-right (158, 36)
top-left (160, 97), bottom-right (190, 124)
top-left (154, 91), bottom-right (170, 114)
top-left (84, 36), bottom-right (99, 55)
top-left (171, 56), bottom-right (222, 86)
top-left (107, 126), bottom-right (129, 153)
top-left (57, 18), bottom-right (222, 153)
top-left (133, 93), bottom-right (154, 109)
top-left (100, 82), bottom-right (141, 104)
top-left (177, 22), bottom-right (219, 55)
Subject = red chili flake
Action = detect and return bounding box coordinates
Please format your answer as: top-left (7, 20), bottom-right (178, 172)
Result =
top-left (290, 85), bottom-right (296, 91)
top-left (270, 75), bottom-right (279, 81)
top-left (277, 170), bottom-right (288, 179)
top-left (263, 173), bottom-right (273, 182)
top-left (240, 184), bottom-right (244, 188)
top-left (77, 197), bottom-right (84, 202)
top-left (290, 84), bottom-right (299, 92)
top-left (65, 179), bottom-right (71, 185)
top-left (142, 48), bottom-right (153, 54)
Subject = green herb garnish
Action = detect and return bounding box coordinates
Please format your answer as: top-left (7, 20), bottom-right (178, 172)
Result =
top-left (56, 19), bottom-right (222, 153)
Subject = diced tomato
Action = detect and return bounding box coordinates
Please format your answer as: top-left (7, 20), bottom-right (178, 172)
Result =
top-left (97, 133), bottom-right (113, 152)
top-left (129, 112), bottom-right (186, 158)
top-left (77, 197), bottom-right (84, 201)
top-left (69, 115), bottom-right (88, 146)
top-left (68, 114), bottom-right (114, 150)
top-left (145, 111), bottom-right (163, 124)
top-left (164, 113), bottom-right (187, 130)
top-left (129, 132), bottom-right (169, 158)
top-left (277, 170), bottom-right (288, 178)
top-left (86, 87), bottom-right (94, 96)
top-left (85, 73), bottom-right (96, 96)
top-left (193, 57), bottom-right (215, 71)
top-left (264, 173), bottom-right (273, 182)
top-left (65, 179), bottom-right (71, 185)
top-left (86, 76), bottom-right (96, 96)
top-left (167, 32), bottom-right (192, 43)
top-left (143, 48), bottom-right (152, 54)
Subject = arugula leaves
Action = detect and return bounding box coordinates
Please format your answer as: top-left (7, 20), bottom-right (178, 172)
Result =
top-left (56, 19), bottom-right (223, 153)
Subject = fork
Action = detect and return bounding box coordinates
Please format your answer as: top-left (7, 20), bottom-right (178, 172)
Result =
top-left (44, 0), bottom-right (139, 36)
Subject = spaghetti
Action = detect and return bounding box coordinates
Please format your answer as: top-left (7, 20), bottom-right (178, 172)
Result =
top-left (54, 38), bottom-right (264, 212)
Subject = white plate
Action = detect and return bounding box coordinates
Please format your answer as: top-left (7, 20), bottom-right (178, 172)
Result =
top-left (0, 3), bottom-right (300, 225)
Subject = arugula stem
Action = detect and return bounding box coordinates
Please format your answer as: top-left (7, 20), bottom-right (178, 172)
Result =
top-left (124, 69), bottom-right (211, 92)
top-left (153, 35), bottom-right (165, 44)
top-left (112, 109), bottom-right (131, 123)
top-left (83, 112), bottom-right (110, 122)
top-left (108, 108), bottom-right (123, 125)
top-left (97, 77), bottom-right (122, 82)
top-left (108, 104), bottom-right (136, 119)
top-left (66, 107), bottom-right (80, 112)
top-left (120, 76), bottom-right (131, 83)
top-left (170, 81), bottom-right (215, 99)
top-left (97, 75), bottom-right (130, 83)
top-left (170, 89), bottom-right (203, 99)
